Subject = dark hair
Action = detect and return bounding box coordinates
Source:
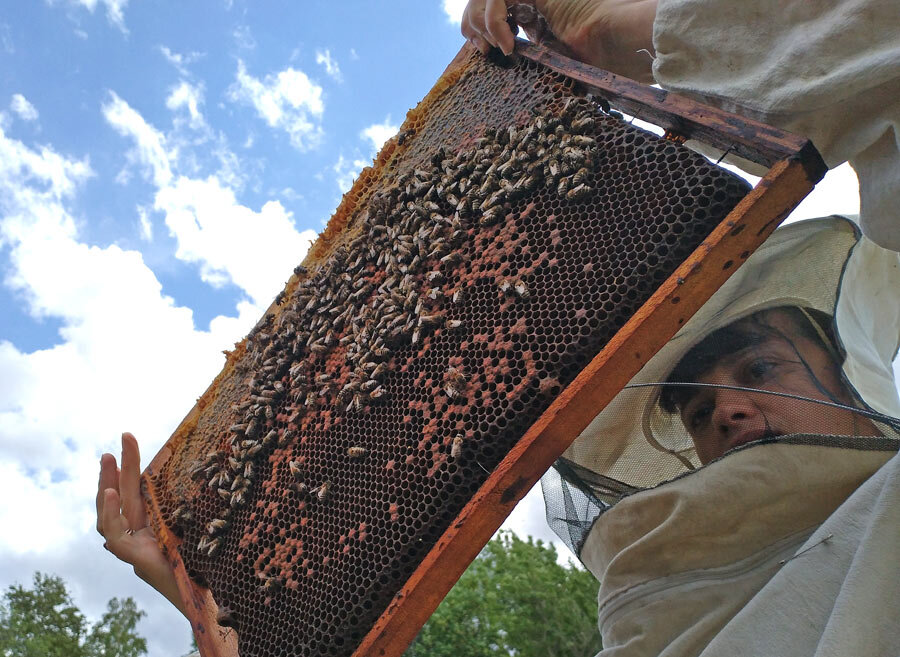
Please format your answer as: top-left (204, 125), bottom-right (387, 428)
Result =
top-left (659, 306), bottom-right (838, 414)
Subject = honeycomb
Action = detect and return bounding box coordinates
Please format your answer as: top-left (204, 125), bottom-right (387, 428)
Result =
top-left (147, 47), bottom-right (750, 657)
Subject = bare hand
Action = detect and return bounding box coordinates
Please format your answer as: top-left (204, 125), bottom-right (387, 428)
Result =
top-left (460, 0), bottom-right (659, 83)
top-left (97, 432), bottom-right (186, 616)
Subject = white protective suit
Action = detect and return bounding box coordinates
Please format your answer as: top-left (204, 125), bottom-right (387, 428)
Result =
top-left (548, 1), bottom-right (900, 655)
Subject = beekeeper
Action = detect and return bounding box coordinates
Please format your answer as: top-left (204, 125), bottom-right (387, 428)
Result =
top-left (461, 0), bottom-right (900, 655)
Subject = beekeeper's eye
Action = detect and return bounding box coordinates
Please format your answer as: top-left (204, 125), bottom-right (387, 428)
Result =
top-left (689, 402), bottom-right (714, 429)
top-left (684, 394), bottom-right (714, 430)
top-left (740, 358), bottom-right (777, 385)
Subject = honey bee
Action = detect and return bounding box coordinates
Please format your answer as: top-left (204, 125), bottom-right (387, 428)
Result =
top-left (498, 279), bottom-right (513, 295)
top-left (347, 446), bottom-right (367, 459)
top-left (230, 475), bottom-right (246, 492)
top-left (207, 538), bottom-right (222, 557)
top-left (230, 488), bottom-right (246, 508)
top-left (197, 536), bottom-right (210, 553)
top-left (445, 319), bottom-right (463, 330)
top-left (368, 386), bottom-right (385, 401)
top-left (208, 472), bottom-right (223, 489)
top-left (229, 423), bottom-right (247, 434)
top-left (452, 288), bottom-right (466, 304)
top-left (571, 116), bottom-right (594, 132)
top-left (292, 481), bottom-right (309, 497)
top-left (373, 346), bottom-right (392, 360)
top-left (479, 206), bottom-right (502, 227)
top-left (451, 435), bottom-right (464, 459)
top-left (172, 504), bottom-right (192, 524)
top-left (349, 393), bottom-right (364, 413)
top-left (548, 159), bottom-right (560, 177)
top-left (216, 607), bottom-right (237, 628)
top-left (288, 460), bottom-right (302, 479)
top-left (566, 183), bottom-right (592, 202)
top-left (513, 280), bottom-right (530, 299)
top-left (208, 518), bottom-right (229, 535)
top-left (217, 488), bottom-right (232, 502)
top-left (244, 461), bottom-right (255, 479)
top-left (557, 177), bottom-right (570, 197)
top-left (260, 576), bottom-right (283, 595)
top-left (316, 481), bottom-right (332, 502)
top-left (419, 312), bottom-right (445, 329)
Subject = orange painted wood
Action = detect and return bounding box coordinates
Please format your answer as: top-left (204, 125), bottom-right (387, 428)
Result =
top-left (515, 39), bottom-right (827, 177)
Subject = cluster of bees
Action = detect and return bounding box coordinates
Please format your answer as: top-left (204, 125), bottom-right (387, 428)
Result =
top-left (170, 96), bottom-right (606, 569)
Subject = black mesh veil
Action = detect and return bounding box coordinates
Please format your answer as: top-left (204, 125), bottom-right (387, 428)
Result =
top-left (541, 217), bottom-right (900, 558)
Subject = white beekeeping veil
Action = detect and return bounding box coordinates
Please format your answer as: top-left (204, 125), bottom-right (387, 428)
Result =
top-left (542, 215), bottom-right (900, 556)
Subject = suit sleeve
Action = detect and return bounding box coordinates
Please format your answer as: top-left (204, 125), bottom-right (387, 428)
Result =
top-left (651, 0), bottom-right (900, 251)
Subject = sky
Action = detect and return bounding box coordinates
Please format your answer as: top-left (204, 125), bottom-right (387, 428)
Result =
top-left (0, 1), bottom-right (876, 655)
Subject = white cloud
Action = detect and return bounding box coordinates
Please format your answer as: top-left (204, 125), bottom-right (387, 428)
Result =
top-left (155, 176), bottom-right (316, 304)
top-left (331, 118), bottom-right (399, 194)
top-left (102, 93), bottom-right (315, 305)
top-left (442, 0), bottom-right (467, 23)
top-left (165, 80), bottom-right (205, 129)
top-left (158, 46), bottom-right (204, 77)
top-left (102, 91), bottom-right (174, 186)
top-left (137, 205), bottom-right (152, 241)
top-left (315, 48), bottom-right (342, 82)
top-left (54, 0), bottom-right (130, 32)
top-left (0, 22), bottom-right (13, 54)
top-left (0, 125), bottom-right (261, 552)
top-left (9, 94), bottom-right (38, 122)
top-left (360, 116), bottom-right (398, 153)
top-left (229, 60), bottom-right (325, 151)
top-left (0, 125), bottom-right (269, 657)
top-left (232, 24), bottom-right (255, 50)
top-left (332, 154), bottom-right (368, 194)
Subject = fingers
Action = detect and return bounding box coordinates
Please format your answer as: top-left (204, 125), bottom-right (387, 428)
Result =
top-left (119, 432), bottom-right (149, 532)
top-left (462, 0), bottom-right (513, 55)
top-left (484, 0), bottom-right (515, 55)
top-left (96, 453), bottom-right (119, 535)
top-left (101, 487), bottom-right (134, 560)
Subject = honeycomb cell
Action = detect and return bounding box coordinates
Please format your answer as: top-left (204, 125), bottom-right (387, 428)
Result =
top-left (148, 48), bottom-right (749, 657)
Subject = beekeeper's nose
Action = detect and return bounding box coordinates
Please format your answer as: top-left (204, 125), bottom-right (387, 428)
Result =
top-left (712, 388), bottom-right (762, 435)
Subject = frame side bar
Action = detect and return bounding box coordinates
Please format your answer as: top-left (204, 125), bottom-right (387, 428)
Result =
top-left (514, 39), bottom-right (827, 180)
top-left (352, 156), bottom-right (816, 657)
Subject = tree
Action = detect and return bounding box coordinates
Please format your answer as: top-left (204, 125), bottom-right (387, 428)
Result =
top-left (406, 531), bottom-right (602, 657)
top-left (0, 572), bottom-right (147, 657)
top-left (83, 598), bottom-right (147, 657)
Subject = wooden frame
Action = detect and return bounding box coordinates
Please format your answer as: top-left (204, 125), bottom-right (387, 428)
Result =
top-left (143, 39), bottom-right (826, 657)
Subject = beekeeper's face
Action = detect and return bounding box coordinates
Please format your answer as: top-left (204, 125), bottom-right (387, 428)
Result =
top-left (678, 309), bottom-right (880, 464)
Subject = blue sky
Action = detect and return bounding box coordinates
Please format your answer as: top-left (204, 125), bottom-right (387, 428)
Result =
top-left (0, 1), bottom-right (871, 656)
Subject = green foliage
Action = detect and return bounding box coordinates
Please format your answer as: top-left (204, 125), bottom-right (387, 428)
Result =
top-left (406, 531), bottom-right (602, 657)
top-left (0, 572), bottom-right (146, 657)
top-left (83, 598), bottom-right (147, 657)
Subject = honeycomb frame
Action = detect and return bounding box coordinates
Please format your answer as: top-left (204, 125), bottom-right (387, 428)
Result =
top-left (142, 40), bottom-right (826, 657)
